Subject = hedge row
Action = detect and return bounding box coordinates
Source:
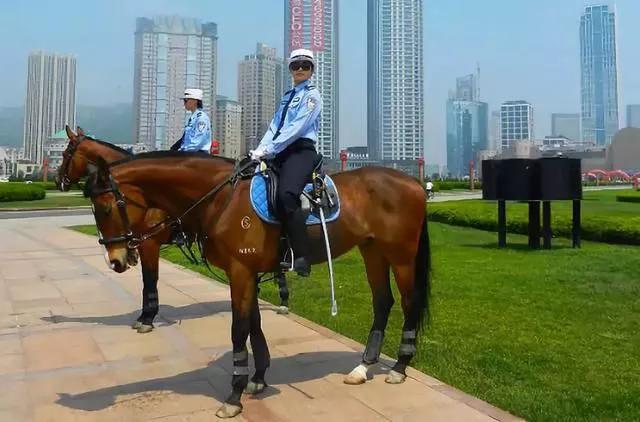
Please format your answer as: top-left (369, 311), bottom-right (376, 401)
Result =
top-left (432, 180), bottom-right (482, 191)
top-left (0, 184), bottom-right (46, 202)
top-left (427, 199), bottom-right (640, 245)
top-left (616, 192), bottom-right (640, 203)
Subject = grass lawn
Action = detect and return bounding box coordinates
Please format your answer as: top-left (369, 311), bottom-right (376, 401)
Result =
top-left (428, 189), bottom-right (640, 245)
top-left (70, 222), bottom-right (640, 421)
top-left (0, 194), bottom-right (89, 209)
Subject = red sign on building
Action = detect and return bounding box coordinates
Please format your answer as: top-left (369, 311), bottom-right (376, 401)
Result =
top-left (310, 0), bottom-right (325, 52)
top-left (289, 0), bottom-right (304, 51)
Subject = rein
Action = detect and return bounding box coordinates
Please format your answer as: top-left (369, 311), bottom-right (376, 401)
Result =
top-left (89, 157), bottom-right (257, 248)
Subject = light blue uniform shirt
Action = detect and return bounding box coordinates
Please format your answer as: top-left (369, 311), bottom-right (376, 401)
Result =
top-left (180, 109), bottom-right (212, 152)
top-left (257, 79), bottom-right (322, 157)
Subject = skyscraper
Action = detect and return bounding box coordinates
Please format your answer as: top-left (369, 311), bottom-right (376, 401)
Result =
top-left (626, 105), bottom-right (640, 128)
top-left (284, 0), bottom-right (339, 159)
top-left (500, 101), bottom-right (534, 149)
top-left (456, 73), bottom-right (478, 102)
top-left (133, 16), bottom-right (217, 151)
top-left (23, 52), bottom-right (76, 164)
top-left (368, 0), bottom-right (424, 161)
top-left (580, 5), bottom-right (619, 146)
top-left (489, 110), bottom-right (501, 152)
top-left (551, 113), bottom-right (581, 142)
top-left (215, 96), bottom-right (242, 158)
top-left (237, 43), bottom-right (284, 154)
top-left (446, 72), bottom-right (488, 177)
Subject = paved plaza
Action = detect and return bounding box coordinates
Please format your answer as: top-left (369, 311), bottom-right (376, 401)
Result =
top-left (0, 215), bottom-right (520, 421)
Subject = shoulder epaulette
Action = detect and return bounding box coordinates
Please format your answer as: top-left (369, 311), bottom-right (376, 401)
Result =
top-left (305, 85), bottom-right (316, 91)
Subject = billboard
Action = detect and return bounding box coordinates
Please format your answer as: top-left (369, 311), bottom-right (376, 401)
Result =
top-left (289, 0), bottom-right (326, 53)
top-left (310, 0), bottom-right (325, 51)
top-left (289, 0), bottom-right (304, 51)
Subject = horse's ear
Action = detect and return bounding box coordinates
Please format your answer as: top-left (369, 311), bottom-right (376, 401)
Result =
top-left (76, 126), bottom-right (85, 137)
top-left (94, 156), bottom-right (111, 183)
top-left (65, 125), bottom-right (76, 141)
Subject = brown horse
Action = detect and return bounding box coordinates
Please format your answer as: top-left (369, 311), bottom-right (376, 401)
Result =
top-left (57, 127), bottom-right (293, 332)
top-left (85, 151), bottom-right (431, 418)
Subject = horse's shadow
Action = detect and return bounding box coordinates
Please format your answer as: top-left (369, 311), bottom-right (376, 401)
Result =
top-left (41, 301), bottom-right (240, 327)
top-left (56, 350), bottom-right (389, 412)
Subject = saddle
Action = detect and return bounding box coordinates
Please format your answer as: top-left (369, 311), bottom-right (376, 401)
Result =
top-left (249, 153), bottom-right (340, 225)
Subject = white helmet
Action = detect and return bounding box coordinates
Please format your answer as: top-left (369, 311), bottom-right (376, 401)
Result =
top-left (289, 49), bottom-right (316, 69)
top-left (182, 88), bottom-right (203, 101)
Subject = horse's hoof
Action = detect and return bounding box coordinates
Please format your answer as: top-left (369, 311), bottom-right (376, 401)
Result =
top-left (215, 403), bottom-right (243, 418)
top-left (344, 364), bottom-right (368, 385)
top-left (136, 324), bottom-right (154, 334)
top-left (343, 372), bottom-right (366, 385)
top-left (277, 306), bottom-right (289, 315)
top-left (245, 381), bottom-right (266, 395)
top-left (131, 321), bottom-right (142, 330)
top-left (385, 370), bottom-right (407, 384)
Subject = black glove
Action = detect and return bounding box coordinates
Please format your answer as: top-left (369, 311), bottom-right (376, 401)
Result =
top-left (170, 137), bottom-right (183, 151)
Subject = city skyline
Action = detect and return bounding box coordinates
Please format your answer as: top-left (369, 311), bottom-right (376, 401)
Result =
top-left (2, 1), bottom-right (640, 165)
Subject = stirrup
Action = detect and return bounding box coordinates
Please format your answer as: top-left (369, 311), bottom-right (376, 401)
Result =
top-left (279, 247), bottom-right (294, 272)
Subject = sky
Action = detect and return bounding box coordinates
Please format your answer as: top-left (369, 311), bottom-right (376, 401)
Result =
top-left (1, 0), bottom-right (640, 165)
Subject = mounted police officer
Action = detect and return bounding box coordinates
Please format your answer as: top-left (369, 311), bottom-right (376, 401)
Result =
top-left (170, 88), bottom-right (212, 153)
top-left (169, 88), bottom-right (212, 246)
top-left (250, 49), bottom-right (323, 277)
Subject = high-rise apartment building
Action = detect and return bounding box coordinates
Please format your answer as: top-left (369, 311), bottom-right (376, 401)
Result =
top-left (551, 113), bottom-right (581, 142)
top-left (500, 101), bottom-right (534, 149)
top-left (215, 96), bottom-right (242, 158)
top-left (368, 0), bottom-right (424, 161)
top-left (23, 52), bottom-right (76, 164)
top-left (237, 43), bottom-right (284, 154)
top-left (580, 5), bottom-right (619, 145)
top-left (133, 16), bottom-right (217, 150)
top-left (284, 0), bottom-right (339, 159)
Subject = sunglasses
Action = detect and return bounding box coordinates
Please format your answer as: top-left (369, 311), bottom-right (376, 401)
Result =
top-left (289, 62), bottom-right (313, 72)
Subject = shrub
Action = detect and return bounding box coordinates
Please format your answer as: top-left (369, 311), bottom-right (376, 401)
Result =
top-left (427, 195), bottom-right (640, 245)
top-left (616, 191), bottom-right (640, 204)
top-left (433, 180), bottom-right (482, 191)
top-left (0, 183), bottom-right (46, 202)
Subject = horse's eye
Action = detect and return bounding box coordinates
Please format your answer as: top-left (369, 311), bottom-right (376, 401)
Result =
top-left (95, 203), bottom-right (112, 218)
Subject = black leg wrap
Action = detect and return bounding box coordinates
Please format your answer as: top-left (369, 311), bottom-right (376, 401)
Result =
top-left (141, 268), bottom-right (159, 323)
top-left (277, 274), bottom-right (289, 306)
top-left (362, 329), bottom-right (385, 364)
top-left (398, 329), bottom-right (417, 357)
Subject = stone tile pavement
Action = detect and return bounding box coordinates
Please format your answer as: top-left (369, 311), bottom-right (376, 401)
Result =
top-left (0, 215), bottom-right (522, 421)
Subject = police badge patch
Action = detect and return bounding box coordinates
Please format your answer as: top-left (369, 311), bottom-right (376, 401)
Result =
top-left (307, 97), bottom-right (316, 109)
top-left (197, 120), bottom-right (207, 132)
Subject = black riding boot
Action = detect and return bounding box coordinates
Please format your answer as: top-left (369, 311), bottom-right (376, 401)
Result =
top-left (286, 209), bottom-right (311, 277)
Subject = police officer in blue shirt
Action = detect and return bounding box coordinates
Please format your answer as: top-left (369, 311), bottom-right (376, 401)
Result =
top-left (170, 88), bottom-right (212, 153)
top-left (251, 49), bottom-right (323, 277)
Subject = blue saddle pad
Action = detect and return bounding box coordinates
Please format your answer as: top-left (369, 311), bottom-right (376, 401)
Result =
top-left (249, 173), bottom-right (340, 225)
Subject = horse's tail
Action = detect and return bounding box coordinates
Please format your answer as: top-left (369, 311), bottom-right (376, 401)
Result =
top-left (411, 214), bottom-right (431, 334)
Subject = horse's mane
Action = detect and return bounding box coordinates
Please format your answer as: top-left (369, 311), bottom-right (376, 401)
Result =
top-left (109, 150), bottom-right (237, 168)
top-left (84, 137), bottom-right (133, 156)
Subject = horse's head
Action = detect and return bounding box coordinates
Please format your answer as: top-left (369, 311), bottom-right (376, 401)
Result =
top-left (57, 125), bottom-right (91, 191)
top-left (85, 158), bottom-right (148, 273)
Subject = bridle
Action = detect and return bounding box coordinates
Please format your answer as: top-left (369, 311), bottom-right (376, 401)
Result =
top-left (59, 136), bottom-right (87, 190)
top-left (88, 173), bottom-right (140, 248)
top-left (87, 157), bottom-right (257, 249)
